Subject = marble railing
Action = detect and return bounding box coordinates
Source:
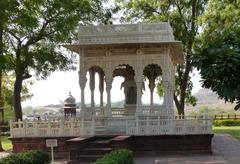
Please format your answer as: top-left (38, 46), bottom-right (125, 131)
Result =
top-left (10, 115), bottom-right (212, 138)
top-left (77, 23), bottom-right (175, 45)
top-left (126, 115), bottom-right (213, 135)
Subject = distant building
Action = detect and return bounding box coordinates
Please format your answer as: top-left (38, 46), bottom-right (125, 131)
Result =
top-left (64, 92), bottom-right (76, 118)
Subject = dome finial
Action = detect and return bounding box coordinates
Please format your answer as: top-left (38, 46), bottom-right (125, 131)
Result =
top-left (64, 91), bottom-right (75, 104)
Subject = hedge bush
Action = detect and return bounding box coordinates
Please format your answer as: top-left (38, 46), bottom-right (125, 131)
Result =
top-left (95, 149), bottom-right (133, 164)
top-left (0, 125), bottom-right (10, 132)
top-left (0, 150), bottom-right (50, 164)
top-left (213, 120), bottom-right (240, 127)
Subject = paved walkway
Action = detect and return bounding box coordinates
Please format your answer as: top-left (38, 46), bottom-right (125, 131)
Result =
top-left (134, 134), bottom-right (240, 164)
top-left (1, 134), bottom-right (240, 164)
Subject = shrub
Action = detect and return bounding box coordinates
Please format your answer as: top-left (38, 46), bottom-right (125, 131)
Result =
top-left (213, 120), bottom-right (240, 127)
top-left (0, 125), bottom-right (10, 132)
top-left (0, 150), bottom-right (50, 164)
top-left (95, 149), bottom-right (133, 164)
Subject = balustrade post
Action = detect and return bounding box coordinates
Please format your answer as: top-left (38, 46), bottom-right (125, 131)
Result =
top-left (136, 117), bottom-right (139, 135)
top-left (183, 116), bottom-right (186, 134)
top-left (22, 120), bottom-right (26, 137)
top-left (59, 119), bottom-right (64, 136)
top-left (146, 117), bottom-right (149, 135)
top-left (34, 121), bottom-right (38, 137)
top-left (9, 120), bottom-right (13, 137)
top-left (91, 116), bottom-right (95, 135)
top-left (169, 118), bottom-right (174, 134)
top-left (126, 118), bottom-right (128, 135)
top-left (81, 118), bottom-right (84, 134)
top-left (70, 118), bottom-right (74, 136)
top-left (105, 76), bottom-right (112, 117)
top-left (195, 116), bottom-right (199, 134)
top-left (47, 120), bottom-right (51, 137)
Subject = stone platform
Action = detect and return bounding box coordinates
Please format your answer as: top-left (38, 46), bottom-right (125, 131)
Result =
top-left (67, 134), bottom-right (214, 163)
top-left (10, 136), bottom-right (77, 159)
top-left (10, 134), bottom-right (213, 163)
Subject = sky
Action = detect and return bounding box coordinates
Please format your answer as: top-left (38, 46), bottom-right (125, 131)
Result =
top-left (22, 58), bottom-right (202, 107)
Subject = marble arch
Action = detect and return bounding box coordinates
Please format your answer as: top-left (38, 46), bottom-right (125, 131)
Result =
top-left (64, 23), bottom-right (184, 118)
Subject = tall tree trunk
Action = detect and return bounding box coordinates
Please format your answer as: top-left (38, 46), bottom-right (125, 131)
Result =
top-left (0, 22), bottom-right (5, 151)
top-left (13, 74), bottom-right (23, 121)
top-left (174, 55), bottom-right (192, 116)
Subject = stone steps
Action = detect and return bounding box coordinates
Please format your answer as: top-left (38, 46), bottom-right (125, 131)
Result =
top-left (67, 135), bottom-right (132, 163)
top-left (67, 136), bottom-right (117, 163)
top-left (78, 148), bottom-right (112, 155)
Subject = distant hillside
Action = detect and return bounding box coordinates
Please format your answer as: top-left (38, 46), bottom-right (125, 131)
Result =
top-left (194, 89), bottom-right (221, 104)
top-left (185, 88), bottom-right (236, 112)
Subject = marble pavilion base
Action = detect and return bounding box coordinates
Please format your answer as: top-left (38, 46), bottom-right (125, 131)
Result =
top-left (10, 136), bottom-right (77, 159)
top-left (10, 134), bottom-right (214, 161)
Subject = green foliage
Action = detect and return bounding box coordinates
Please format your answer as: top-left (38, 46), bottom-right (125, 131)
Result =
top-left (2, 73), bottom-right (32, 105)
top-left (95, 149), bottom-right (133, 164)
top-left (0, 124), bottom-right (10, 133)
top-left (213, 120), bottom-right (240, 127)
top-left (193, 0), bottom-right (240, 110)
top-left (1, 136), bottom-right (12, 151)
top-left (157, 80), bottom-right (164, 97)
top-left (0, 150), bottom-right (50, 164)
top-left (116, 0), bottom-right (206, 114)
top-left (1, 0), bottom-right (112, 120)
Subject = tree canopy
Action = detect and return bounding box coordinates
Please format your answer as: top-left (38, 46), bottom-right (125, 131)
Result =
top-left (116, 0), bottom-right (207, 114)
top-left (1, 0), bottom-right (111, 120)
top-left (193, 0), bottom-right (240, 110)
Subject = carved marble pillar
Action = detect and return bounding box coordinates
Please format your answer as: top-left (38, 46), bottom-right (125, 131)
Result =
top-left (105, 50), bottom-right (112, 116)
top-left (135, 79), bottom-right (143, 115)
top-left (79, 72), bottom-right (87, 109)
top-left (135, 48), bottom-right (143, 115)
top-left (105, 75), bottom-right (112, 116)
top-left (99, 71), bottom-right (104, 107)
top-left (163, 81), bottom-right (174, 117)
top-left (89, 69), bottom-right (95, 107)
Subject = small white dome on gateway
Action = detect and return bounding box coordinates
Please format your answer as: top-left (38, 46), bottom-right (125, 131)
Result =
top-left (64, 91), bottom-right (76, 105)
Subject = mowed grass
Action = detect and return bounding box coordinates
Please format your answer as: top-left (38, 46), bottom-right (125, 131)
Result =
top-left (1, 136), bottom-right (12, 151)
top-left (213, 126), bottom-right (240, 140)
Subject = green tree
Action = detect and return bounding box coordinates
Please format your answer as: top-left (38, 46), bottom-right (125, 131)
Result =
top-left (193, 0), bottom-right (240, 110)
top-left (2, 0), bottom-right (111, 120)
top-left (0, 0), bottom-right (18, 152)
top-left (116, 0), bottom-right (206, 115)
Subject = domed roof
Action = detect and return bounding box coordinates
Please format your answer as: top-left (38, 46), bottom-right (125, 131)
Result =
top-left (64, 92), bottom-right (76, 104)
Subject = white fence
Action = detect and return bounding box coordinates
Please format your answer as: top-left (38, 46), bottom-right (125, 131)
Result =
top-left (126, 116), bottom-right (212, 135)
top-left (10, 115), bottom-right (212, 138)
top-left (10, 118), bottom-right (95, 138)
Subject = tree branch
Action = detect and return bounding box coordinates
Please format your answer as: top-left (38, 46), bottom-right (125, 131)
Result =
top-left (174, 0), bottom-right (189, 33)
top-left (8, 30), bottom-right (21, 43)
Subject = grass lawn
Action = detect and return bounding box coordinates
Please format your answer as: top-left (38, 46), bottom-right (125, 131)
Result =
top-left (1, 136), bottom-right (12, 151)
top-left (213, 126), bottom-right (240, 140)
